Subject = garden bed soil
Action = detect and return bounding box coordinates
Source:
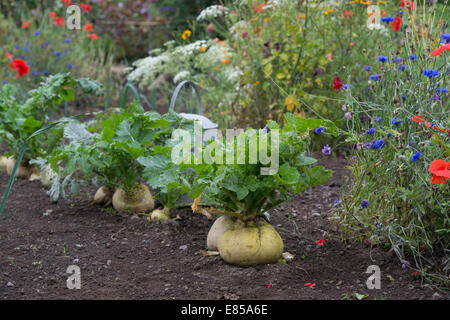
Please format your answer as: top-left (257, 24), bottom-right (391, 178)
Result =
top-left (0, 155), bottom-right (443, 300)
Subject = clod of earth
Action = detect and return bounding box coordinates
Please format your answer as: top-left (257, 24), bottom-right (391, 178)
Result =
top-left (207, 215), bottom-right (235, 251)
top-left (112, 183), bottom-right (155, 213)
top-left (94, 186), bottom-right (115, 205)
top-left (217, 219), bottom-right (284, 267)
top-left (5, 157), bottom-right (40, 180)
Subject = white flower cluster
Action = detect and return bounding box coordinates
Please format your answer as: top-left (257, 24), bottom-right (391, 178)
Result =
top-left (127, 54), bottom-right (170, 86)
top-left (173, 40), bottom-right (208, 57)
top-left (196, 5), bottom-right (228, 21)
top-left (173, 71), bottom-right (191, 84)
top-left (202, 43), bottom-right (229, 64)
top-left (230, 20), bottom-right (251, 36)
top-left (224, 66), bottom-right (243, 83)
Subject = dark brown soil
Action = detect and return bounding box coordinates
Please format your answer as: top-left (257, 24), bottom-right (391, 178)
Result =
top-left (0, 155), bottom-right (442, 300)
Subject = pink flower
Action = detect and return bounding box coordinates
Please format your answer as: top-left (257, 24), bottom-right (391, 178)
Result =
top-left (315, 239), bottom-right (324, 246)
top-left (304, 283), bottom-right (316, 288)
top-left (345, 112), bottom-right (353, 120)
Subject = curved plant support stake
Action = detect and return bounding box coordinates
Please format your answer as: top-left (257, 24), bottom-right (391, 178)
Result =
top-left (169, 80), bottom-right (203, 115)
top-left (119, 82), bottom-right (153, 110)
top-left (0, 118), bottom-right (78, 218)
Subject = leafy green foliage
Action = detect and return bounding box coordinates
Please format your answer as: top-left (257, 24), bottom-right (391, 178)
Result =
top-left (48, 106), bottom-right (194, 202)
top-left (0, 73), bottom-right (103, 163)
top-left (188, 114), bottom-right (335, 220)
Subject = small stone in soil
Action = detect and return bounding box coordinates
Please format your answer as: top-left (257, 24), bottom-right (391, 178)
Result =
top-left (7, 282), bottom-right (14, 287)
top-left (179, 245), bottom-right (188, 251)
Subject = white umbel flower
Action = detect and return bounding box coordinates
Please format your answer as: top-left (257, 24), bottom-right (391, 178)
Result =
top-left (173, 71), bottom-right (191, 84)
top-left (173, 40), bottom-right (208, 57)
top-left (196, 5), bottom-right (228, 21)
top-left (127, 54), bottom-right (170, 86)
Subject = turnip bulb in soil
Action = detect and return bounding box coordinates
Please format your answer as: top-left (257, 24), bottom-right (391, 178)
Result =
top-left (0, 73), bottom-right (103, 180)
top-left (190, 113), bottom-right (337, 266)
top-left (47, 106), bottom-right (195, 214)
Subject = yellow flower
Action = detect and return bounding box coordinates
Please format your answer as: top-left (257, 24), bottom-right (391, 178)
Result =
top-left (297, 13), bottom-right (306, 19)
top-left (221, 58), bottom-right (230, 65)
top-left (199, 46), bottom-right (206, 52)
top-left (377, 1), bottom-right (386, 4)
top-left (253, 81), bottom-right (260, 86)
top-left (324, 9), bottom-right (334, 15)
top-left (284, 94), bottom-right (299, 112)
top-left (181, 29), bottom-right (191, 40)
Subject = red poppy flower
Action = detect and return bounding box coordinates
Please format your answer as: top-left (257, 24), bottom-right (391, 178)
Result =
top-left (54, 17), bottom-right (65, 27)
top-left (83, 24), bottom-right (93, 33)
top-left (265, 283), bottom-right (272, 288)
top-left (304, 283), bottom-right (316, 288)
top-left (4, 52), bottom-right (13, 60)
top-left (49, 11), bottom-right (56, 18)
top-left (253, 3), bottom-right (266, 13)
top-left (315, 239), bottom-right (324, 246)
top-left (428, 160), bottom-right (450, 184)
top-left (333, 76), bottom-right (343, 91)
top-left (390, 16), bottom-right (401, 32)
top-left (62, 0), bottom-right (72, 6)
top-left (80, 3), bottom-right (92, 12)
top-left (87, 33), bottom-right (98, 40)
top-left (431, 44), bottom-right (450, 57)
top-left (412, 115), bottom-right (431, 128)
top-left (21, 21), bottom-right (30, 29)
top-left (401, 0), bottom-right (415, 10)
top-left (9, 59), bottom-right (29, 78)
top-left (342, 10), bottom-right (353, 19)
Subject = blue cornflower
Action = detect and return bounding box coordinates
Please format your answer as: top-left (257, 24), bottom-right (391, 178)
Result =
top-left (32, 70), bottom-right (39, 76)
top-left (369, 74), bottom-right (380, 81)
top-left (67, 64), bottom-right (73, 69)
top-left (23, 47), bottom-right (30, 52)
top-left (361, 199), bottom-right (370, 209)
top-left (14, 45), bottom-right (20, 50)
top-left (436, 87), bottom-right (448, 94)
top-left (411, 152), bottom-right (421, 162)
top-left (391, 118), bottom-right (402, 126)
top-left (322, 145), bottom-right (331, 155)
top-left (378, 56), bottom-right (388, 63)
top-left (373, 117), bottom-right (383, 123)
top-left (43, 70), bottom-right (49, 76)
top-left (423, 69), bottom-right (439, 78)
top-left (2, 80), bottom-right (8, 85)
top-left (342, 84), bottom-right (353, 90)
top-left (388, 132), bottom-right (393, 138)
top-left (409, 55), bottom-right (416, 60)
top-left (381, 16), bottom-right (394, 23)
top-left (398, 65), bottom-right (406, 71)
top-left (366, 128), bottom-right (376, 135)
top-left (441, 33), bottom-right (450, 43)
top-left (363, 65), bottom-right (371, 71)
top-left (64, 38), bottom-right (72, 43)
top-left (314, 127), bottom-right (325, 134)
top-left (34, 31), bottom-right (41, 36)
top-left (54, 51), bottom-right (61, 57)
top-left (370, 139), bottom-right (385, 149)
top-left (26, 61), bottom-right (32, 66)
top-left (44, 41), bottom-right (50, 47)
top-left (401, 95), bottom-right (406, 100)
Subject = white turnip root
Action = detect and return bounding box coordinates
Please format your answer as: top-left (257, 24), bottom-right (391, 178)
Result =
top-left (112, 184), bottom-right (155, 213)
top-left (94, 186), bottom-right (115, 205)
top-left (40, 165), bottom-right (58, 187)
top-left (5, 158), bottom-right (40, 180)
top-left (207, 215), bottom-right (236, 251)
top-left (217, 219), bottom-right (284, 267)
top-left (0, 156), bottom-right (8, 171)
top-left (150, 207), bottom-right (171, 222)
